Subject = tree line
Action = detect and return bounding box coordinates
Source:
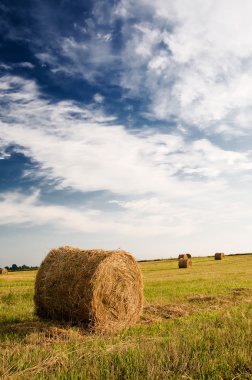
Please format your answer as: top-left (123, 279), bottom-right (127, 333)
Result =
top-left (3, 264), bottom-right (39, 271)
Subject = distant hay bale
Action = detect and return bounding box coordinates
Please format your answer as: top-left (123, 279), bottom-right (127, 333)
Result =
top-left (0, 268), bottom-right (8, 275)
top-left (215, 252), bottom-right (225, 260)
top-left (178, 258), bottom-right (192, 268)
top-left (34, 246), bottom-right (143, 332)
top-left (178, 253), bottom-right (191, 259)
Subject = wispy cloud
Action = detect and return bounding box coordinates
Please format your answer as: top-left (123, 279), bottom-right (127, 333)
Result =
top-left (30, 0), bottom-right (252, 138)
top-left (0, 191), bottom-right (195, 237)
top-left (118, 0), bottom-right (252, 136)
top-left (34, 11), bottom-right (118, 82)
top-left (0, 62), bottom-right (35, 72)
top-left (1, 75), bottom-right (252, 196)
top-left (0, 191), bottom-right (108, 233)
top-left (1, 74), bottom-right (252, 241)
top-left (17, 62), bottom-right (35, 69)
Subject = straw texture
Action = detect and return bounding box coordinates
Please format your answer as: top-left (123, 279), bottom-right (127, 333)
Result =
top-left (34, 246), bottom-right (143, 331)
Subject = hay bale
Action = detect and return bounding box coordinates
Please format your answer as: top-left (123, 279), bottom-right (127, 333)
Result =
top-left (34, 246), bottom-right (143, 331)
top-left (0, 268), bottom-right (8, 275)
top-left (178, 258), bottom-right (192, 268)
top-left (215, 252), bottom-right (225, 260)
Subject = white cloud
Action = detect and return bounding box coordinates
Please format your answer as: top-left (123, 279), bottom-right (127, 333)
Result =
top-left (97, 33), bottom-right (112, 42)
top-left (0, 191), bottom-right (109, 233)
top-left (2, 75), bottom-right (252, 198)
top-left (0, 75), bottom-right (252, 236)
top-left (17, 62), bottom-right (35, 69)
top-left (1, 74), bottom-right (252, 253)
top-left (117, 0), bottom-right (252, 136)
top-left (29, 0), bottom-right (252, 138)
top-left (1, 187), bottom-right (250, 241)
top-left (93, 93), bottom-right (104, 103)
top-left (0, 191), bottom-right (198, 237)
top-left (36, 23), bottom-right (116, 81)
top-left (0, 63), bottom-right (12, 70)
top-left (35, 52), bottom-right (58, 67)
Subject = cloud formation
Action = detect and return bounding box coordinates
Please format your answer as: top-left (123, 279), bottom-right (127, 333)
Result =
top-left (31, 0), bottom-right (252, 138)
top-left (1, 75), bottom-right (252, 195)
top-left (1, 74), bottom-right (252, 240)
top-left (116, 0), bottom-right (252, 136)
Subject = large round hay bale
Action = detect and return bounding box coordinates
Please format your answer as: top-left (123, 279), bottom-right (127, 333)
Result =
top-left (34, 246), bottom-right (143, 331)
top-left (215, 252), bottom-right (225, 260)
top-left (178, 258), bottom-right (192, 268)
top-left (0, 268), bottom-right (8, 275)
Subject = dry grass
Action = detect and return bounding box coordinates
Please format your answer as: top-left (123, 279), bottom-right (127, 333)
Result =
top-left (34, 246), bottom-right (143, 332)
top-left (141, 304), bottom-right (195, 324)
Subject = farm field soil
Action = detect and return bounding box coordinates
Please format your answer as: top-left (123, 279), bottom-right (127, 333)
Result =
top-left (0, 255), bottom-right (252, 379)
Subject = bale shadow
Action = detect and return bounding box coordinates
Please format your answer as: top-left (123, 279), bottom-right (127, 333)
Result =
top-left (0, 319), bottom-right (91, 342)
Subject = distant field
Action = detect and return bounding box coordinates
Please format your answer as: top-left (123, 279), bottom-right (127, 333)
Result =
top-left (0, 255), bottom-right (252, 379)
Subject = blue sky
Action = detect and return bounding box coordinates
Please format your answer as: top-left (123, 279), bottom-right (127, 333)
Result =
top-left (1, 0), bottom-right (252, 266)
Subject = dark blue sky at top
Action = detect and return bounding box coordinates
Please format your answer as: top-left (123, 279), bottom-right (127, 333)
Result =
top-left (0, 0), bottom-right (178, 202)
top-left (0, 0), bottom-right (174, 118)
top-left (0, 0), bottom-right (130, 200)
top-left (0, 0), bottom-right (120, 101)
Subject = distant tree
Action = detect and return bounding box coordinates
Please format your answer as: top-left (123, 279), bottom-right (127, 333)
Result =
top-left (5, 264), bottom-right (39, 271)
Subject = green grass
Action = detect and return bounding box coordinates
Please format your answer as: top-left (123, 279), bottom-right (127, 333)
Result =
top-left (0, 255), bottom-right (252, 379)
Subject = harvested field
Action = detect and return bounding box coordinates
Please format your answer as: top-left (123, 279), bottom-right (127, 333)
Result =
top-left (1, 254), bottom-right (252, 379)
